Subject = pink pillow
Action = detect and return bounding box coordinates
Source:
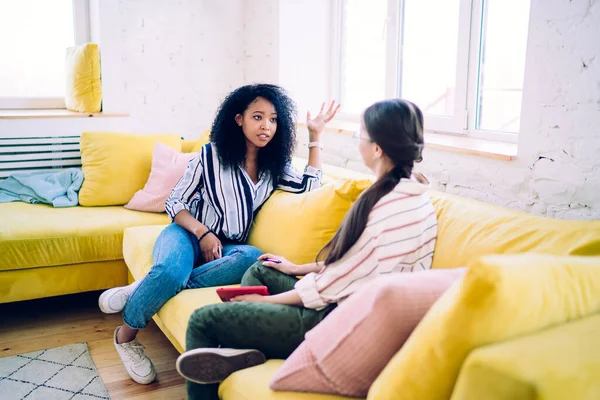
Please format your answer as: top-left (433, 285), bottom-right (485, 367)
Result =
top-left (270, 268), bottom-right (466, 397)
top-left (125, 142), bottom-right (196, 212)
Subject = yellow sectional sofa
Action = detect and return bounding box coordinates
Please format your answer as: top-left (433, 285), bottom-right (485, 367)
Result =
top-left (123, 168), bottom-right (600, 399)
top-left (3, 130), bottom-right (600, 398)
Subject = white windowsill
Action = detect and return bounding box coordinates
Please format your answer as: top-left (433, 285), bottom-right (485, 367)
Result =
top-left (297, 120), bottom-right (518, 161)
top-left (0, 109), bottom-right (129, 119)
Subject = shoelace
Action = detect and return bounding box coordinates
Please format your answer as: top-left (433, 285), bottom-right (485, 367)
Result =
top-left (124, 341), bottom-right (148, 366)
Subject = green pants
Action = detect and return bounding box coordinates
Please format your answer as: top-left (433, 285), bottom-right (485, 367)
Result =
top-left (186, 262), bottom-right (336, 400)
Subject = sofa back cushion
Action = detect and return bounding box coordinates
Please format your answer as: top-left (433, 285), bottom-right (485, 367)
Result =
top-left (125, 142), bottom-right (196, 213)
top-left (79, 132), bottom-right (181, 206)
top-left (248, 178), bottom-right (372, 265)
top-left (181, 129), bottom-right (211, 153)
top-left (429, 191), bottom-right (600, 269)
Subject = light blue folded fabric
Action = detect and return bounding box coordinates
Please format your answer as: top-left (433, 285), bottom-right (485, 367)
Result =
top-left (0, 168), bottom-right (84, 207)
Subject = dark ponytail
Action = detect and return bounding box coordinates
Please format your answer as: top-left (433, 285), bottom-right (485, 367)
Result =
top-left (316, 99), bottom-right (424, 265)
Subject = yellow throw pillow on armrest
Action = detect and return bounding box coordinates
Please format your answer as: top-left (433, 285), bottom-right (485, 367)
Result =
top-left (248, 179), bottom-right (372, 265)
top-left (79, 132), bottom-right (182, 206)
top-left (65, 43), bottom-right (102, 113)
top-left (368, 253), bottom-right (600, 400)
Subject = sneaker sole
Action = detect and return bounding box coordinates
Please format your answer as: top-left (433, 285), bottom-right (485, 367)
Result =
top-left (98, 289), bottom-right (124, 314)
top-left (176, 349), bottom-right (266, 384)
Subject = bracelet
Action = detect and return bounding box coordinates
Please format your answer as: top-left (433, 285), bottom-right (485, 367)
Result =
top-left (198, 229), bottom-right (214, 243)
top-left (307, 141), bottom-right (323, 150)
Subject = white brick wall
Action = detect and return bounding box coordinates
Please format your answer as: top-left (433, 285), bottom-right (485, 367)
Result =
top-left (101, 0), bottom-right (247, 137)
top-left (292, 0), bottom-right (600, 219)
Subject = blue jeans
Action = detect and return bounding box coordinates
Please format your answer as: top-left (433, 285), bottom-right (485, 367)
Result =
top-left (122, 223), bottom-right (262, 330)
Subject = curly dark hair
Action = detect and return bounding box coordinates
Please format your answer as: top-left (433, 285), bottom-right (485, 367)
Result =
top-left (209, 84), bottom-right (298, 183)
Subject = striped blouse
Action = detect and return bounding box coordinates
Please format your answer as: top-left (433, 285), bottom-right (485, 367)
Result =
top-left (295, 178), bottom-right (438, 310)
top-left (166, 143), bottom-right (322, 243)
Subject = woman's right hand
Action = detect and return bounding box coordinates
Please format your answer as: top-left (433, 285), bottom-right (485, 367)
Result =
top-left (199, 232), bottom-right (222, 262)
top-left (258, 254), bottom-right (298, 275)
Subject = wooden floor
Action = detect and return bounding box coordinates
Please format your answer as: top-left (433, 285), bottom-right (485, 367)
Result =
top-left (0, 291), bottom-right (187, 399)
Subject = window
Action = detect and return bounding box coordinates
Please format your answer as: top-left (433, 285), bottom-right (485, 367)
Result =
top-left (333, 0), bottom-right (531, 138)
top-left (0, 0), bottom-right (90, 109)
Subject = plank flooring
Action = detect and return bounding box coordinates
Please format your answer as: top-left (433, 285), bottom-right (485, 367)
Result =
top-left (0, 291), bottom-right (187, 399)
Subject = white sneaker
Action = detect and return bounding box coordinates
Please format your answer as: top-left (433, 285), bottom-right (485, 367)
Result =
top-left (99, 280), bottom-right (141, 314)
top-left (113, 327), bottom-right (156, 385)
top-left (176, 348), bottom-right (266, 384)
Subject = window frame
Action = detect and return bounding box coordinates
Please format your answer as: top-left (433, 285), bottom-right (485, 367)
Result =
top-left (332, 0), bottom-right (525, 143)
top-left (0, 0), bottom-right (91, 110)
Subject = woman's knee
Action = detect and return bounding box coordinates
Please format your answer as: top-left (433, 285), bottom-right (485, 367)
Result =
top-left (241, 261), bottom-right (267, 283)
top-left (235, 245), bottom-right (263, 264)
top-left (148, 259), bottom-right (191, 292)
top-left (186, 304), bottom-right (226, 348)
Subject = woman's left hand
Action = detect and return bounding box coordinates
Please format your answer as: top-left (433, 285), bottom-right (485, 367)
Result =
top-left (230, 294), bottom-right (270, 303)
top-left (306, 100), bottom-right (341, 141)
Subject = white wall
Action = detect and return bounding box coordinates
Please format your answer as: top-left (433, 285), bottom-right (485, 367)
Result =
top-left (0, 0), bottom-right (246, 139)
top-left (243, 0), bottom-right (331, 118)
top-left (296, 0), bottom-right (600, 220)
top-left (103, 0), bottom-right (246, 137)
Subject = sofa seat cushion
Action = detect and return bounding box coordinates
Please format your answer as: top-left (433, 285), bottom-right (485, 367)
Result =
top-left (220, 360), bottom-right (355, 400)
top-left (452, 312), bottom-right (600, 400)
top-left (429, 191), bottom-right (600, 269)
top-left (0, 202), bottom-right (169, 271)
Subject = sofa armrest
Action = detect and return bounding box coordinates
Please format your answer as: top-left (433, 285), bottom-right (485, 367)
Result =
top-left (452, 313), bottom-right (600, 400)
top-left (123, 225), bottom-right (168, 280)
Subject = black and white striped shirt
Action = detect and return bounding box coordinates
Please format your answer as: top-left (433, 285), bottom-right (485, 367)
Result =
top-left (166, 143), bottom-right (322, 242)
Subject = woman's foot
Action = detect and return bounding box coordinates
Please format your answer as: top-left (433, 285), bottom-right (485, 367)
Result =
top-left (99, 281), bottom-right (140, 314)
top-left (113, 327), bottom-right (156, 384)
top-left (176, 348), bottom-right (266, 384)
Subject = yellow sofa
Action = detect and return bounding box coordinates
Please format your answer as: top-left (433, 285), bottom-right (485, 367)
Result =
top-left (3, 132), bottom-right (600, 398)
top-left (0, 138), bottom-right (201, 304)
top-left (122, 167), bottom-right (600, 399)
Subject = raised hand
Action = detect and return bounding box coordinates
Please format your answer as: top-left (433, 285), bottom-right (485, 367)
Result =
top-left (306, 100), bottom-right (341, 141)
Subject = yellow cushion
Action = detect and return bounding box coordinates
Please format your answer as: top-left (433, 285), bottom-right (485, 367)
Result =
top-left (220, 360), bottom-right (356, 400)
top-left (0, 202), bottom-right (169, 271)
top-left (247, 179), bottom-right (372, 265)
top-left (123, 225), bottom-right (169, 279)
top-left (189, 129), bottom-right (211, 153)
top-left (452, 312), bottom-right (600, 400)
top-left (65, 43), bottom-right (102, 113)
top-left (429, 191), bottom-right (600, 268)
top-left (368, 254), bottom-right (600, 400)
top-left (79, 131), bottom-right (182, 206)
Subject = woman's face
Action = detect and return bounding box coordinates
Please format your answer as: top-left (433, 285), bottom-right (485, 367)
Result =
top-left (236, 97), bottom-right (278, 149)
top-left (356, 122), bottom-right (377, 172)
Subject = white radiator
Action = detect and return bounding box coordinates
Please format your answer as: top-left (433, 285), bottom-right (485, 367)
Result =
top-left (0, 136), bottom-right (82, 180)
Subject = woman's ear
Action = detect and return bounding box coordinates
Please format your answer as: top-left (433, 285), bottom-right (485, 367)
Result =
top-left (235, 114), bottom-right (243, 127)
top-left (373, 143), bottom-right (383, 160)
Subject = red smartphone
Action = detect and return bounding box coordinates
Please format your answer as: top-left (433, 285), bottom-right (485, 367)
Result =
top-left (216, 286), bottom-right (269, 302)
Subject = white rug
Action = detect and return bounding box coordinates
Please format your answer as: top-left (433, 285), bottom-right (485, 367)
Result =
top-left (0, 342), bottom-right (110, 400)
